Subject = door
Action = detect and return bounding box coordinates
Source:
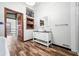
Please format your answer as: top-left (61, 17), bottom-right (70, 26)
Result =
top-left (17, 14), bottom-right (24, 41)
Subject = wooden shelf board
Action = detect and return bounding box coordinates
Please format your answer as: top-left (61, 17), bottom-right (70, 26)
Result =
top-left (26, 15), bottom-right (34, 20)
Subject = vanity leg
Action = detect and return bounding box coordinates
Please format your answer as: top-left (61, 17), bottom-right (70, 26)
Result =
top-left (47, 45), bottom-right (49, 48)
top-left (47, 41), bottom-right (49, 48)
top-left (32, 36), bottom-right (34, 42)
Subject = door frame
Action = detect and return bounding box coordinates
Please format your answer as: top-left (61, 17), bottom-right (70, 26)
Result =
top-left (4, 7), bottom-right (24, 41)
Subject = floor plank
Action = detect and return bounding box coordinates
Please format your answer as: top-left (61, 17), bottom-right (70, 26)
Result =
top-left (7, 38), bottom-right (78, 56)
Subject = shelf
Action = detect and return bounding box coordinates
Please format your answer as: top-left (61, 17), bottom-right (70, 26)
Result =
top-left (27, 25), bottom-right (34, 29)
top-left (26, 15), bottom-right (34, 29)
top-left (27, 21), bottom-right (34, 25)
top-left (26, 15), bottom-right (34, 20)
top-left (26, 7), bottom-right (34, 29)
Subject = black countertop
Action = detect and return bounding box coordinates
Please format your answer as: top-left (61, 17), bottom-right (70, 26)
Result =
top-left (33, 31), bottom-right (51, 33)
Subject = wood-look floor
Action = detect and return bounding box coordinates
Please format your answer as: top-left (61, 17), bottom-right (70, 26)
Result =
top-left (8, 38), bottom-right (78, 56)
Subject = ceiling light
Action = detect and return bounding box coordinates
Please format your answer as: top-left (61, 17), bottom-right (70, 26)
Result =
top-left (25, 2), bottom-right (35, 6)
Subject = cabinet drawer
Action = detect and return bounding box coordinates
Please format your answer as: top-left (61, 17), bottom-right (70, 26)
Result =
top-left (33, 32), bottom-right (49, 41)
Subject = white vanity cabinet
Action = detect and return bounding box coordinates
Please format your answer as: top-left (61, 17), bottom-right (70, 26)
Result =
top-left (33, 31), bottom-right (52, 47)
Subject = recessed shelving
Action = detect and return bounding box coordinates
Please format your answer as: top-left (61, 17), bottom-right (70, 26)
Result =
top-left (26, 16), bottom-right (34, 29)
top-left (26, 7), bottom-right (34, 29)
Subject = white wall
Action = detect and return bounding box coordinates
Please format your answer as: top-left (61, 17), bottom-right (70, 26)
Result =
top-left (0, 37), bottom-right (5, 55)
top-left (0, 4), bottom-right (5, 36)
top-left (71, 2), bottom-right (79, 52)
top-left (0, 37), bottom-right (10, 56)
top-left (34, 2), bottom-right (71, 48)
top-left (0, 2), bottom-right (34, 40)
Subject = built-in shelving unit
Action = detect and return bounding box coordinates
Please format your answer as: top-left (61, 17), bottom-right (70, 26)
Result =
top-left (26, 7), bottom-right (34, 29)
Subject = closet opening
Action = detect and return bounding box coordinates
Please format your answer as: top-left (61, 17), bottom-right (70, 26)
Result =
top-left (4, 8), bottom-right (24, 41)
